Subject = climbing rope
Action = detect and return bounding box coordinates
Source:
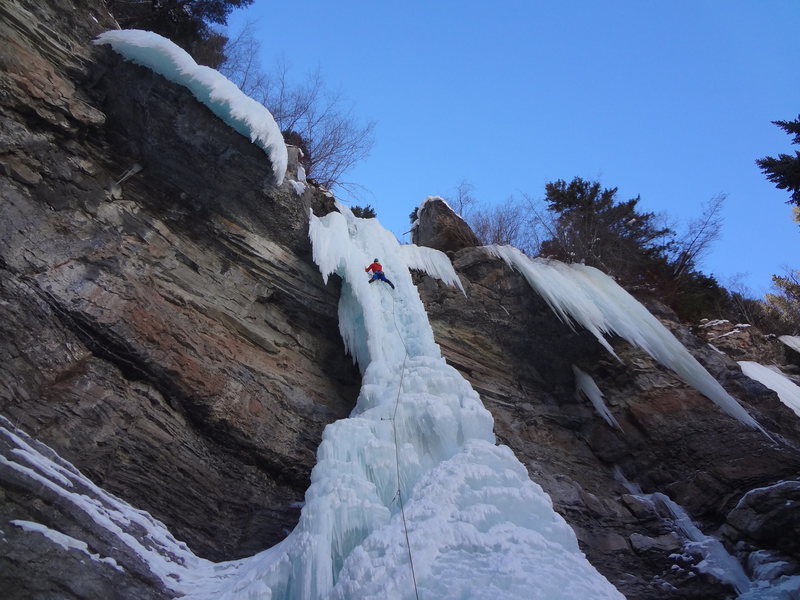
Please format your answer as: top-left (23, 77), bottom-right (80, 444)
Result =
top-left (388, 292), bottom-right (420, 600)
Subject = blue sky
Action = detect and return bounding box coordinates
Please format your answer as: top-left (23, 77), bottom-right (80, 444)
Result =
top-left (227, 1), bottom-right (798, 297)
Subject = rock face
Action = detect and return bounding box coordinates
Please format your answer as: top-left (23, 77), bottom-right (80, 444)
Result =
top-left (722, 481), bottom-right (800, 561)
top-left (3, 2), bottom-right (800, 600)
top-left (0, 0), bottom-right (359, 580)
top-left (693, 319), bottom-right (787, 364)
top-left (411, 197), bottom-right (481, 252)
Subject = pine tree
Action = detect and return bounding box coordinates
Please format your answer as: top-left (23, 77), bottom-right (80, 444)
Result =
top-left (113, 0), bottom-right (253, 66)
top-left (756, 115), bottom-right (800, 208)
top-left (539, 178), bottom-right (673, 285)
top-left (351, 205), bottom-right (377, 218)
top-left (764, 270), bottom-right (800, 334)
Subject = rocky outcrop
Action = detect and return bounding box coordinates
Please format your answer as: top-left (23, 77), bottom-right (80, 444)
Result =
top-left (693, 319), bottom-right (786, 364)
top-left (722, 480), bottom-right (800, 561)
top-left (0, 0), bottom-right (358, 585)
top-left (411, 197), bottom-right (480, 252)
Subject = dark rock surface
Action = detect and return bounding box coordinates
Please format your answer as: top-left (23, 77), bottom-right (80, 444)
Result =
top-left (723, 480), bottom-right (800, 559)
top-left (411, 197), bottom-right (480, 252)
top-left (693, 319), bottom-right (786, 364)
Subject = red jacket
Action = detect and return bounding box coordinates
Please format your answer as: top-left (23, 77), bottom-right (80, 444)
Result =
top-left (365, 262), bottom-right (383, 273)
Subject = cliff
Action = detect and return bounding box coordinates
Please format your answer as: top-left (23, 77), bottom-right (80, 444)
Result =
top-left (0, 0), bottom-right (359, 570)
top-left (2, 2), bottom-right (800, 599)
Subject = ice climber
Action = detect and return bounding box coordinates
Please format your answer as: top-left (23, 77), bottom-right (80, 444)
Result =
top-left (365, 258), bottom-right (395, 289)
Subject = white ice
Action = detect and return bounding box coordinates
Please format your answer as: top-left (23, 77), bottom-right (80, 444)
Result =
top-left (738, 361), bottom-right (800, 418)
top-left (93, 30), bottom-right (287, 185)
top-left (399, 243), bottom-right (465, 295)
top-left (487, 245), bottom-right (763, 431)
top-left (252, 202), bottom-right (621, 599)
top-left (573, 365), bottom-right (622, 429)
top-left (648, 493), bottom-right (751, 595)
top-left (779, 335), bottom-right (800, 356)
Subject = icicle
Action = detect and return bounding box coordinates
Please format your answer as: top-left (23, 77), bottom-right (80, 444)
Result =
top-left (573, 365), bottom-right (622, 430)
top-left (739, 361), bottom-right (800, 418)
top-left (487, 245), bottom-right (764, 432)
top-left (399, 244), bottom-right (465, 294)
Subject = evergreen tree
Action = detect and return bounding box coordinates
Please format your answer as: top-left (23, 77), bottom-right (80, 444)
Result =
top-left (351, 205), bottom-right (377, 218)
top-left (112, 0), bottom-right (253, 65)
top-left (756, 115), bottom-right (800, 208)
top-left (539, 178), bottom-right (673, 285)
top-left (764, 269), bottom-right (800, 334)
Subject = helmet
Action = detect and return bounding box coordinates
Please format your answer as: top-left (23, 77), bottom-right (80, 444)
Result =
top-left (374, 258), bottom-right (379, 262)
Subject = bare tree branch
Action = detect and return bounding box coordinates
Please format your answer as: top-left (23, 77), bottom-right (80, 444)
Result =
top-left (670, 193), bottom-right (726, 278)
top-left (220, 29), bottom-right (375, 190)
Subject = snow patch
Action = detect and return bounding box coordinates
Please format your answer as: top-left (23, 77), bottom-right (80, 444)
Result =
top-left (739, 361), bottom-right (800, 417)
top-left (94, 30), bottom-right (287, 185)
top-left (648, 494), bottom-right (750, 594)
top-left (11, 520), bottom-right (123, 572)
top-left (0, 418), bottom-right (211, 593)
top-left (698, 319), bottom-right (730, 328)
top-left (290, 180), bottom-right (306, 196)
top-left (779, 335), bottom-right (800, 356)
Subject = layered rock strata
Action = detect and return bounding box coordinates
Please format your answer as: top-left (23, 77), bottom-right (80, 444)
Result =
top-left (0, 0), bottom-right (359, 573)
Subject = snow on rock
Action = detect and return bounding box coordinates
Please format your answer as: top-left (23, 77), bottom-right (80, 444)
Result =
top-left (0, 416), bottom-right (210, 594)
top-left (614, 467), bottom-right (773, 597)
top-left (573, 365), bottom-right (621, 429)
top-left (94, 30), bottom-right (288, 185)
top-left (698, 319), bottom-right (731, 328)
top-left (647, 493), bottom-right (751, 595)
top-left (10, 520), bottom-right (123, 572)
top-left (739, 361), bottom-right (800, 418)
top-left (779, 335), bottom-right (800, 356)
top-left (290, 180), bottom-right (306, 196)
top-left (487, 245), bottom-right (763, 431)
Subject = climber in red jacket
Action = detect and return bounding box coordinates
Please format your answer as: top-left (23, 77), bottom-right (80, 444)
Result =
top-left (365, 259), bottom-right (395, 289)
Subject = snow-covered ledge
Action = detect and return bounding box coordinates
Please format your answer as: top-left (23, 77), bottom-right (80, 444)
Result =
top-left (94, 30), bottom-right (288, 185)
